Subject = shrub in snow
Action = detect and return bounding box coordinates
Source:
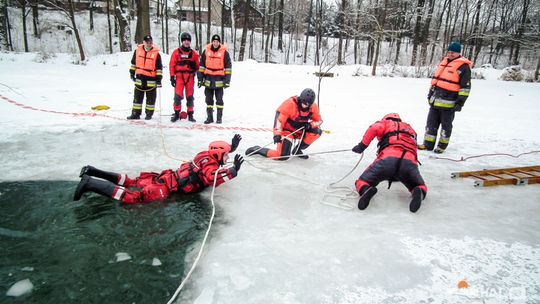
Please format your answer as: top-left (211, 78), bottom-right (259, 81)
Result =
top-left (500, 65), bottom-right (525, 81)
top-left (33, 51), bottom-right (56, 63)
top-left (471, 69), bottom-right (486, 80)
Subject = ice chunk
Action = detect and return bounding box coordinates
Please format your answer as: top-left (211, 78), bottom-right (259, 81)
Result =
top-left (151, 257), bottom-right (162, 266)
top-left (115, 252), bottom-right (131, 262)
top-left (6, 279), bottom-right (33, 297)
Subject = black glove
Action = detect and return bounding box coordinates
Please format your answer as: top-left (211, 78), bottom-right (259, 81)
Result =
top-left (170, 76), bottom-right (176, 87)
top-left (130, 73), bottom-right (135, 81)
top-left (352, 143), bottom-right (367, 154)
top-left (224, 82), bottom-right (230, 89)
top-left (302, 123), bottom-right (312, 132)
top-left (273, 135), bottom-right (282, 144)
top-left (230, 134), bottom-right (242, 152)
top-left (197, 80), bottom-right (203, 88)
top-left (157, 79), bottom-right (162, 88)
top-left (454, 99), bottom-right (465, 112)
top-left (427, 86), bottom-right (435, 99)
top-left (233, 154), bottom-right (244, 171)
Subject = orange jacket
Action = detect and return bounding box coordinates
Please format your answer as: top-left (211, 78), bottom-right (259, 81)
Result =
top-left (273, 96), bottom-right (322, 136)
top-left (431, 57), bottom-right (472, 92)
top-left (135, 44), bottom-right (160, 77)
top-left (203, 44), bottom-right (227, 76)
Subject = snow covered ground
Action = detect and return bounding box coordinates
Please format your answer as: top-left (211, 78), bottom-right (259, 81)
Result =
top-left (1, 52), bottom-right (539, 303)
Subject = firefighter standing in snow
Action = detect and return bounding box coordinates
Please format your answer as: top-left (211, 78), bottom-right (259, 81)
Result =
top-left (245, 88), bottom-right (323, 160)
top-left (73, 135), bottom-right (243, 204)
top-left (419, 41), bottom-right (472, 153)
top-left (352, 113), bottom-right (427, 213)
top-left (169, 32), bottom-right (200, 122)
top-left (127, 35), bottom-right (163, 120)
top-left (197, 34), bottom-right (232, 124)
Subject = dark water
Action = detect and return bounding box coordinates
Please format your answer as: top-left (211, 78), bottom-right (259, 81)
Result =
top-left (0, 181), bottom-right (212, 303)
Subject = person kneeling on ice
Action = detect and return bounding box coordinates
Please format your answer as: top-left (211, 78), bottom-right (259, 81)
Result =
top-left (73, 135), bottom-right (243, 203)
top-left (245, 88), bottom-right (322, 160)
top-left (351, 113), bottom-right (427, 213)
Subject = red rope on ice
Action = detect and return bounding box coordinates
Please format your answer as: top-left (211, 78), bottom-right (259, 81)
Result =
top-left (0, 94), bottom-right (272, 133)
top-left (430, 151), bottom-right (540, 162)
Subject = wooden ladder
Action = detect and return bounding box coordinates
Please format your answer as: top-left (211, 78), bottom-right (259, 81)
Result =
top-left (451, 165), bottom-right (540, 187)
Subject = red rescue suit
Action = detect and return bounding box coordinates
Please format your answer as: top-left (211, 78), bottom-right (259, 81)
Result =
top-left (169, 47), bottom-right (200, 113)
top-left (355, 119), bottom-right (427, 194)
top-left (110, 151), bottom-right (238, 204)
top-left (266, 96), bottom-right (323, 159)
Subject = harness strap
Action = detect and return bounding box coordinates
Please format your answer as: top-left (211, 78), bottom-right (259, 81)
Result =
top-left (387, 149), bottom-right (407, 189)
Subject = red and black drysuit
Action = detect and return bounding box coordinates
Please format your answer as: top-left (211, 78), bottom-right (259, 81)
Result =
top-left (76, 151), bottom-right (238, 204)
top-left (251, 96), bottom-right (322, 160)
top-left (353, 119), bottom-right (428, 196)
top-left (169, 46), bottom-right (200, 115)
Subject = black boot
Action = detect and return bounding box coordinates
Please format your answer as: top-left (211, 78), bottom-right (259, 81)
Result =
top-left (171, 111), bottom-right (180, 122)
top-left (73, 175), bottom-right (117, 201)
top-left (409, 186), bottom-right (425, 213)
top-left (145, 114), bottom-right (152, 120)
top-left (294, 143), bottom-right (309, 159)
top-left (358, 186), bottom-right (377, 210)
top-left (216, 108), bottom-right (223, 124)
top-left (188, 112), bottom-right (196, 122)
top-left (79, 165), bottom-right (120, 184)
top-left (245, 146), bottom-right (269, 157)
top-left (204, 108), bottom-right (214, 124)
top-left (126, 110), bottom-right (140, 120)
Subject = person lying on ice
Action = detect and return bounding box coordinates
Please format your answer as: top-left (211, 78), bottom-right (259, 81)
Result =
top-left (351, 113), bottom-right (428, 213)
top-left (245, 88), bottom-right (322, 160)
top-left (73, 135), bottom-right (243, 203)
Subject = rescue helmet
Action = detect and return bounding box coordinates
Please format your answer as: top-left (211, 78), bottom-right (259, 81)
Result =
top-left (180, 32), bottom-right (191, 42)
top-left (382, 113), bottom-right (402, 121)
top-left (208, 141), bottom-right (231, 162)
top-left (298, 88), bottom-right (316, 108)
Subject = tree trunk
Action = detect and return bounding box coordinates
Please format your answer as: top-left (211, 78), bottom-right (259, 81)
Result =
top-left (0, 0), bottom-right (9, 51)
top-left (303, 0), bottom-right (313, 64)
top-left (89, 0), bottom-right (94, 31)
top-left (135, 0), bottom-right (150, 43)
top-left (410, 0), bottom-right (425, 66)
top-left (114, 0), bottom-right (131, 51)
top-left (30, 0), bottom-right (39, 37)
top-left (512, 0), bottom-right (530, 65)
top-left (337, 0), bottom-right (346, 65)
top-left (206, 0), bottom-right (211, 44)
top-left (197, 0), bottom-right (202, 48)
top-left (66, 0), bottom-right (85, 61)
top-left (277, 0), bottom-right (283, 51)
top-left (107, 0), bottom-right (113, 53)
top-left (419, 0), bottom-right (434, 66)
top-left (264, 0), bottom-right (273, 62)
top-left (238, 0), bottom-right (250, 61)
top-left (165, 0), bottom-right (168, 52)
top-left (535, 51), bottom-right (540, 81)
top-left (191, 0), bottom-right (198, 50)
top-left (20, 0), bottom-right (29, 52)
top-left (221, 0), bottom-right (225, 42)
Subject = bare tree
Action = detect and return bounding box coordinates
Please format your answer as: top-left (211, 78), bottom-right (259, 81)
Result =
top-left (18, 0), bottom-right (29, 52)
top-left (30, 0), bottom-right (39, 37)
top-left (106, 0), bottom-right (113, 53)
top-left (135, 0), bottom-right (150, 42)
top-left (512, 0), bottom-right (531, 65)
top-left (410, 0), bottom-right (425, 66)
top-left (113, 0), bottom-right (132, 52)
top-left (303, 0), bottom-right (313, 63)
top-left (337, 0), bottom-right (347, 64)
top-left (238, 0), bottom-right (251, 61)
top-left (277, 0), bottom-right (283, 51)
top-left (0, 0), bottom-right (10, 50)
top-left (206, 0), bottom-right (211, 44)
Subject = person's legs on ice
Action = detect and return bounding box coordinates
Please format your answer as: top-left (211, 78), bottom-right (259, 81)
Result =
top-left (73, 175), bottom-right (119, 201)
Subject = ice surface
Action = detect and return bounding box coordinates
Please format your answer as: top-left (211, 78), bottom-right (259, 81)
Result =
top-left (6, 279), bottom-right (33, 297)
top-left (152, 257), bottom-right (162, 266)
top-left (1, 52), bottom-right (539, 303)
top-left (115, 252), bottom-right (132, 262)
